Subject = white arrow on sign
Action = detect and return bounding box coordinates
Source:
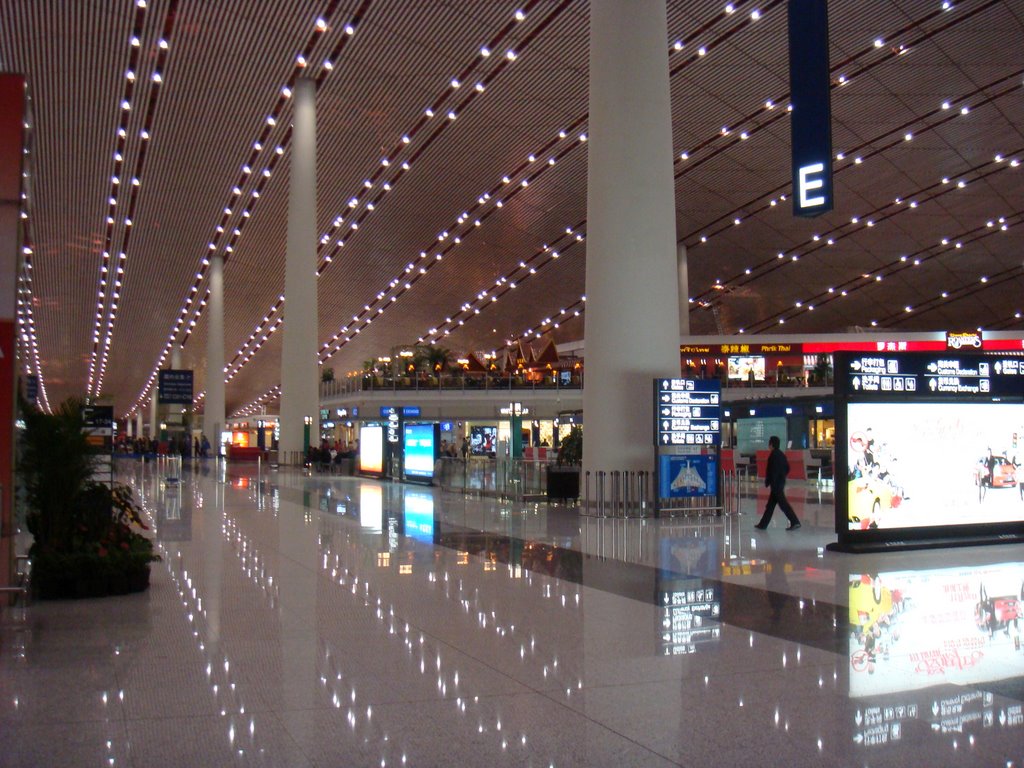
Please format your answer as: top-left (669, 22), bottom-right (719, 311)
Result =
top-left (851, 360), bottom-right (861, 371)
top-left (852, 376), bottom-right (861, 389)
top-left (662, 435), bottom-right (670, 444)
top-left (661, 394), bottom-right (671, 402)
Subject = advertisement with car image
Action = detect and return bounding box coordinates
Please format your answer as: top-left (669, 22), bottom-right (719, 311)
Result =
top-left (845, 402), bottom-right (1024, 530)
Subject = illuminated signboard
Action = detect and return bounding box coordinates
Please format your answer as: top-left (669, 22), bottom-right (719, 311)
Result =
top-left (947, 330), bottom-right (983, 350)
top-left (788, 0), bottom-right (833, 216)
top-left (831, 352), bottom-right (1024, 552)
top-left (358, 424), bottom-right (385, 476)
top-left (403, 423), bottom-right (438, 482)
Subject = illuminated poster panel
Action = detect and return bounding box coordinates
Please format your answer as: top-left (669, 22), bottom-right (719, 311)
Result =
top-left (359, 424), bottom-right (385, 475)
top-left (727, 355), bottom-right (765, 381)
top-left (845, 402), bottom-right (1024, 531)
top-left (403, 423), bottom-right (438, 482)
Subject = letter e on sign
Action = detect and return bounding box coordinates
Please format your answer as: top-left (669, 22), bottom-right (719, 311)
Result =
top-left (798, 163), bottom-right (826, 209)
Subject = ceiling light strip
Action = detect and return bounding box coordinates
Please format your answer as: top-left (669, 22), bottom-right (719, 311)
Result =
top-left (92, 0), bottom-right (181, 398)
top-left (127, 1), bottom-right (363, 417)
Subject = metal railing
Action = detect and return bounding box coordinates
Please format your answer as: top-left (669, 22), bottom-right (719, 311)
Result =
top-left (320, 371), bottom-right (584, 398)
top-left (581, 470), bottom-right (651, 517)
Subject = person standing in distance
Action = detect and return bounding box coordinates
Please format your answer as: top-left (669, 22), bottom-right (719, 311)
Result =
top-left (754, 435), bottom-right (801, 530)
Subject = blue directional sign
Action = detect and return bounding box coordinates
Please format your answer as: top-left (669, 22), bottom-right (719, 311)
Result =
top-left (653, 379), bottom-right (721, 446)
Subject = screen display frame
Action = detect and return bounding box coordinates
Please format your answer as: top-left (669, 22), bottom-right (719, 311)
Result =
top-left (469, 425), bottom-right (497, 456)
top-left (402, 422), bottom-right (439, 483)
top-left (832, 351), bottom-right (1024, 551)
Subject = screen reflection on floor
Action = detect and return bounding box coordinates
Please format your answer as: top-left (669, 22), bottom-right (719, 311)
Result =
top-left (847, 562), bottom-right (1024, 748)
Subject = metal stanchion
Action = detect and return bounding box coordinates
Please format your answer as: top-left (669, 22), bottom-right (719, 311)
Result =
top-left (597, 471), bottom-right (606, 518)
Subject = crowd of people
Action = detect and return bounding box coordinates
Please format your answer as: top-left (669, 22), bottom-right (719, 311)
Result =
top-left (115, 433), bottom-right (212, 458)
top-left (307, 439), bottom-right (358, 471)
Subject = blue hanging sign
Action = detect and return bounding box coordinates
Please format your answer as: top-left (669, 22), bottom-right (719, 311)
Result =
top-left (789, 0), bottom-right (833, 217)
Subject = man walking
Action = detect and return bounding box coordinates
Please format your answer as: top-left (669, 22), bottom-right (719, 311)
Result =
top-left (754, 436), bottom-right (801, 530)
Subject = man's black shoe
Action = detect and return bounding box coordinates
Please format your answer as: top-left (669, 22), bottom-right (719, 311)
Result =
top-left (786, 522), bottom-right (802, 531)
top-left (754, 523), bottom-right (768, 530)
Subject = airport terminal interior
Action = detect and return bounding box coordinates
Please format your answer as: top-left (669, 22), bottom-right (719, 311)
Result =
top-left (2, 461), bottom-right (1024, 767)
top-left (3, 0), bottom-right (1024, 766)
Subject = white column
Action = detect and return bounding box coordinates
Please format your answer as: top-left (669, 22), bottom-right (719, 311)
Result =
top-left (149, 392), bottom-right (158, 438)
top-left (677, 242), bottom-right (689, 338)
top-left (204, 253), bottom-right (225, 450)
top-left (171, 343), bottom-right (182, 370)
top-left (135, 410), bottom-right (144, 439)
top-left (280, 77), bottom-right (319, 457)
top-left (583, 0), bottom-right (680, 475)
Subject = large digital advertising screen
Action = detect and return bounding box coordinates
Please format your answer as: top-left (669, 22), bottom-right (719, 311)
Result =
top-left (359, 424), bottom-right (385, 475)
top-left (403, 422), bottom-right (438, 482)
top-left (470, 425), bottom-right (496, 456)
top-left (844, 401), bottom-right (1024, 532)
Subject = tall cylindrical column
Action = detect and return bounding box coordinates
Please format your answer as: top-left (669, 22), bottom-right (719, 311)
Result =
top-left (148, 392), bottom-right (157, 439)
top-left (135, 409), bottom-right (143, 440)
top-left (677, 242), bottom-right (689, 338)
top-left (204, 252), bottom-right (225, 452)
top-left (280, 77), bottom-right (319, 458)
top-left (583, 0), bottom-right (680, 475)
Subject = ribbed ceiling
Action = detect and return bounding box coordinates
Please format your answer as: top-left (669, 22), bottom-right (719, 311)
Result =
top-left (1, 0), bottom-right (1022, 417)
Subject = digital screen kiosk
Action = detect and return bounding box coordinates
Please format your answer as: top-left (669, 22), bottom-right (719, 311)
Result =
top-left (358, 424), bottom-right (385, 476)
top-left (403, 422), bottom-right (439, 484)
top-left (830, 351), bottom-right (1024, 552)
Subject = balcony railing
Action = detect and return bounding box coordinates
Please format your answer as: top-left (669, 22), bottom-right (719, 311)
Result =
top-left (320, 371), bottom-right (585, 399)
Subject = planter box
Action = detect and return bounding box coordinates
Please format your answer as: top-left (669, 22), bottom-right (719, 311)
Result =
top-left (546, 467), bottom-right (580, 500)
top-left (31, 551), bottom-right (153, 600)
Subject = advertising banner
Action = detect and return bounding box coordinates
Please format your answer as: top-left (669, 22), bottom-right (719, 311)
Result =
top-left (845, 402), bottom-right (1024, 531)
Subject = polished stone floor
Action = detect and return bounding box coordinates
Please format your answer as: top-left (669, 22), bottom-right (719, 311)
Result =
top-left (2, 459), bottom-right (1023, 767)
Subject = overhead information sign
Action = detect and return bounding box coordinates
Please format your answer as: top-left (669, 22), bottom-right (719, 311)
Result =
top-left (788, 0), bottom-right (833, 217)
top-left (158, 369), bottom-right (194, 404)
top-left (839, 352), bottom-right (1024, 399)
top-left (653, 379), bottom-right (721, 446)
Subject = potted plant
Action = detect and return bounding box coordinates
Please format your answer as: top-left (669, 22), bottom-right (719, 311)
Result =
top-left (19, 397), bottom-right (159, 599)
top-left (547, 426), bottom-right (582, 500)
